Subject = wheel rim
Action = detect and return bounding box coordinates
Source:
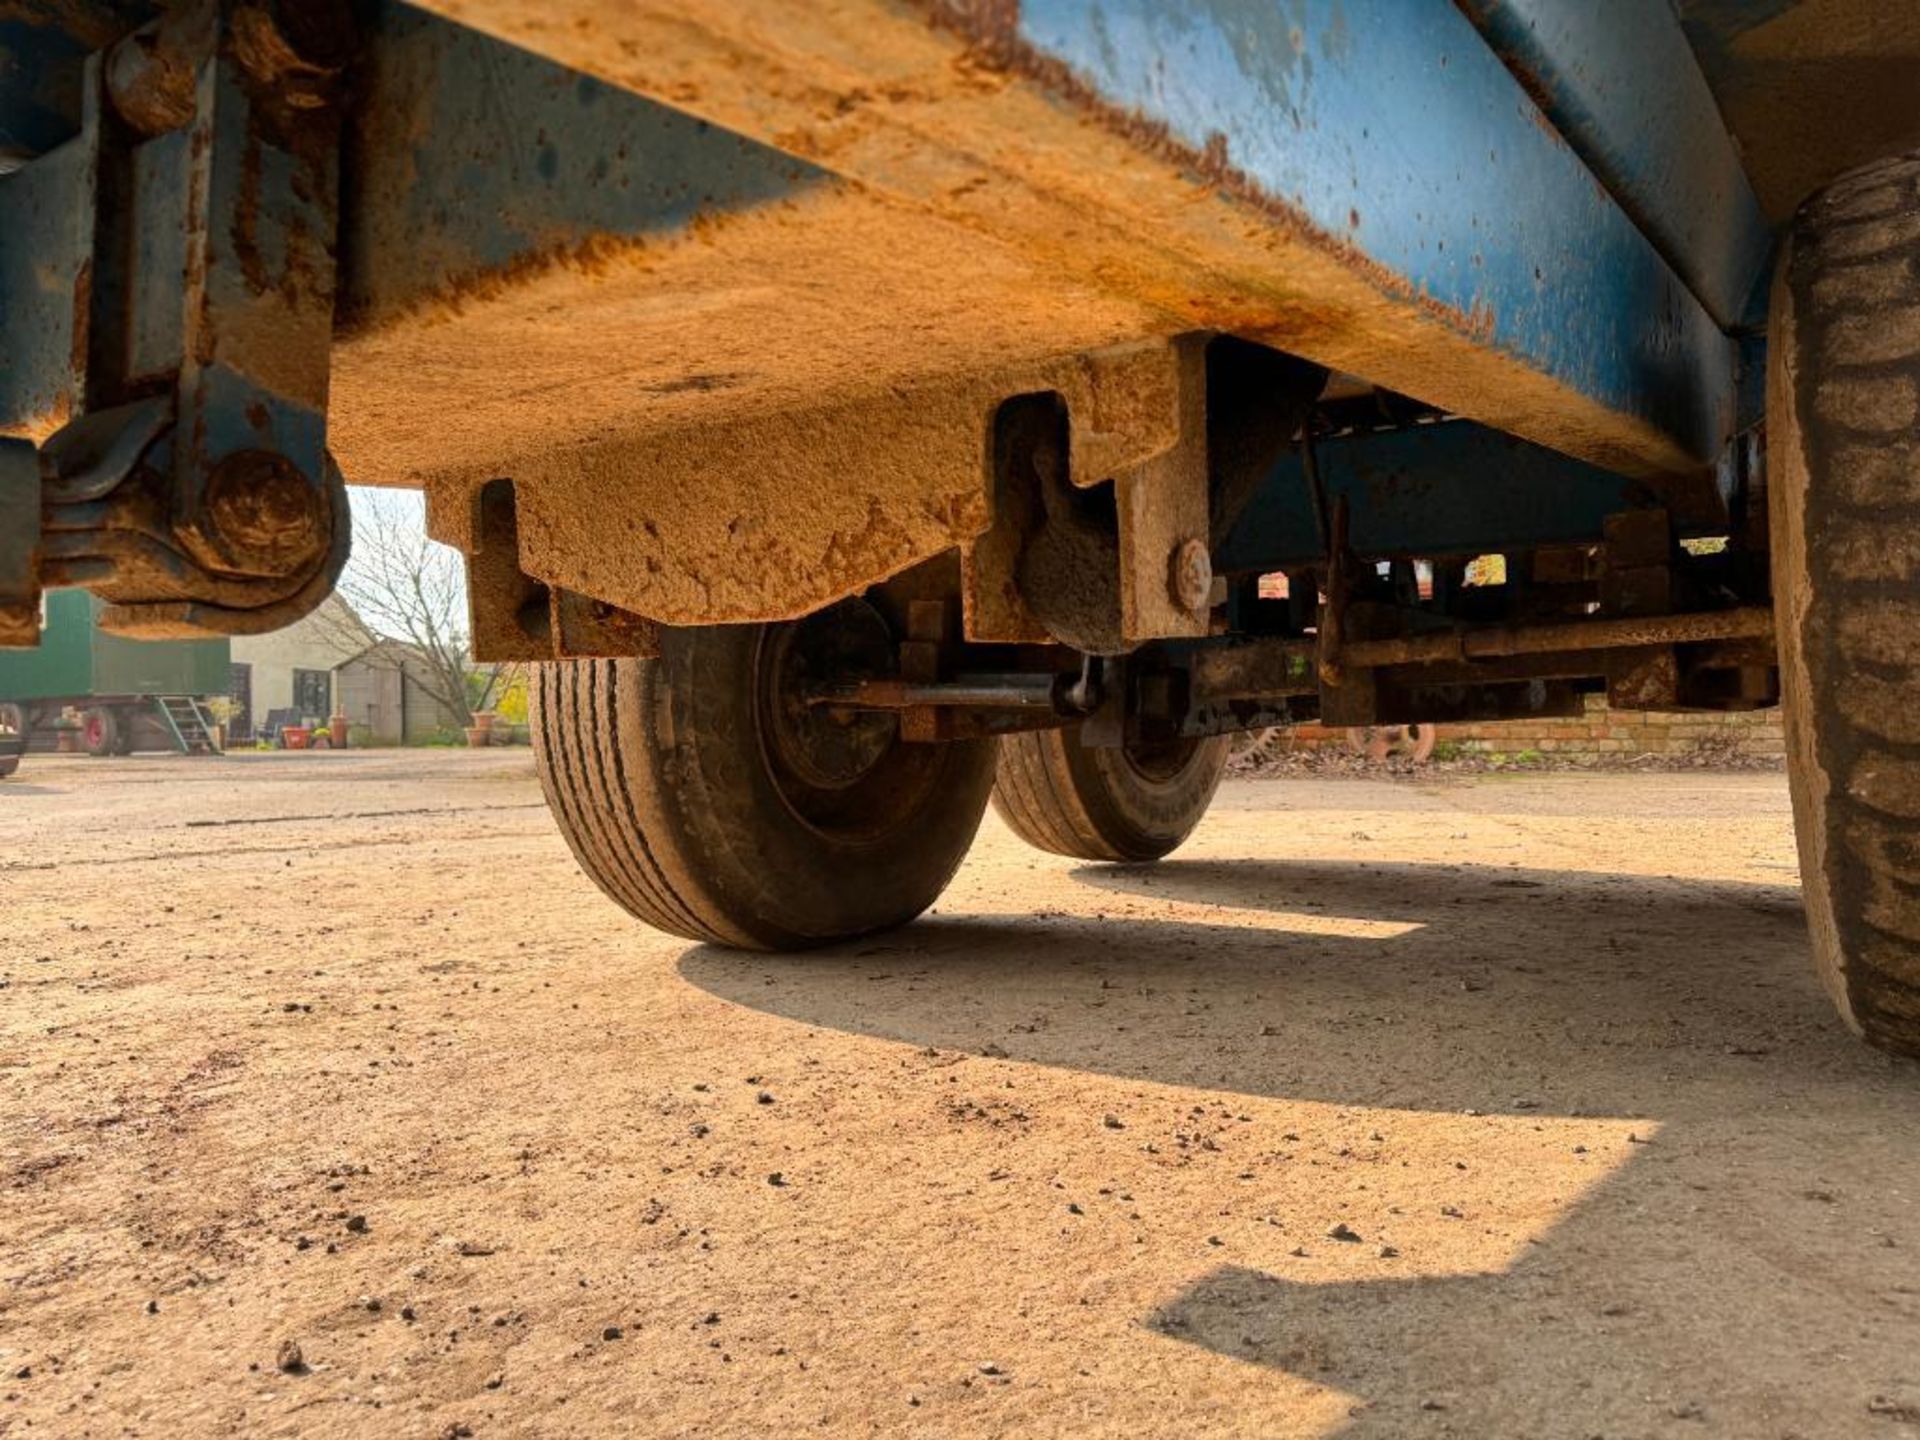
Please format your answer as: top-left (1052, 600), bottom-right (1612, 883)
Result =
top-left (84, 713), bottom-right (107, 750)
top-left (1119, 734), bottom-right (1204, 784)
top-left (1346, 724), bottom-right (1437, 762)
top-left (754, 601), bottom-right (948, 842)
top-left (1407, 723), bottom-right (1438, 763)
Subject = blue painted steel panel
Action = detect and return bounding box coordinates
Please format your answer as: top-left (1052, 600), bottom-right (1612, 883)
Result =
top-left (1215, 419), bottom-right (1701, 574)
top-left (0, 57), bottom-right (98, 438)
top-left (1456, 0), bottom-right (1774, 331)
top-left (1016, 0), bottom-right (1738, 465)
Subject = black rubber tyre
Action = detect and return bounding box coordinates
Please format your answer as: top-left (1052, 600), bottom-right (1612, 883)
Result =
top-left (1770, 149), bottom-right (1920, 1058)
top-left (81, 706), bottom-right (119, 758)
top-left (111, 708), bottom-right (137, 756)
top-left (531, 612), bottom-right (998, 950)
top-left (992, 725), bottom-right (1229, 862)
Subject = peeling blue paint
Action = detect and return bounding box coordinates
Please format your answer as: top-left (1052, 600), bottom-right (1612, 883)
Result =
top-left (1458, 0), bottom-right (1773, 331)
top-left (1018, 0), bottom-right (1740, 465)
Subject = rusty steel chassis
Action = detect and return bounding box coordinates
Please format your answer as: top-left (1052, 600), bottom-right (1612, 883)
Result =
top-left (1, 2), bottom-right (1787, 743)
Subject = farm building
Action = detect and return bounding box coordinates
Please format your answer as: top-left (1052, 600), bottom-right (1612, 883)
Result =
top-left (333, 641), bottom-right (468, 746)
top-left (227, 595), bottom-right (369, 743)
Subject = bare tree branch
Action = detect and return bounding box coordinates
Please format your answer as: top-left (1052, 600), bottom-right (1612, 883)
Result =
top-left (326, 490), bottom-right (524, 729)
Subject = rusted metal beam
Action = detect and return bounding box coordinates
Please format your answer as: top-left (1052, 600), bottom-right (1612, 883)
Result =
top-left (1185, 604), bottom-right (1773, 697)
top-left (1189, 638), bottom-right (1319, 702)
top-left (1342, 605), bottom-right (1774, 668)
top-left (414, 0), bottom-right (1737, 481)
top-left (812, 675), bottom-right (1065, 712)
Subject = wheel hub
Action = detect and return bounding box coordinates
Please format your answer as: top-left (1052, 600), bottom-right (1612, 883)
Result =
top-left (764, 601), bottom-right (898, 791)
top-left (1121, 734), bottom-right (1202, 783)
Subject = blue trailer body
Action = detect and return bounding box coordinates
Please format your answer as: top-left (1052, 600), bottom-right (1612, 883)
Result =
top-left (6, 9), bottom-right (1920, 1041)
top-left (0, 0), bottom-right (1912, 640)
top-left (1011, 0), bottom-right (1741, 462)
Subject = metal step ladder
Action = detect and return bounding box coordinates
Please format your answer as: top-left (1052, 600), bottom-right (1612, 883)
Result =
top-left (153, 696), bottom-right (223, 755)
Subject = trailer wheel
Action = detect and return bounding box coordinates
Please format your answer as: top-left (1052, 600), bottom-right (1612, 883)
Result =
top-left (531, 602), bottom-right (997, 950)
top-left (1345, 723), bottom-right (1438, 764)
top-left (81, 706), bottom-right (120, 758)
top-left (1771, 149), bottom-right (1920, 1058)
top-left (111, 708), bottom-right (137, 755)
top-left (993, 726), bottom-right (1229, 862)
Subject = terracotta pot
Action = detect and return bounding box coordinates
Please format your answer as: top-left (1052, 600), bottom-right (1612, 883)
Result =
top-left (472, 710), bottom-right (497, 733)
top-left (464, 725), bottom-right (490, 748)
top-left (329, 714), bottom-right (350, 749)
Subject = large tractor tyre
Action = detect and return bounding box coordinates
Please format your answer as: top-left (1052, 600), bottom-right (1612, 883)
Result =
top-left (80, 706), bottom-right (120, 759)
top-left (531, 603), bottom-right (998, 950)
top-left (111, 709), bottom-right (137, 756)
top-left (1770, 149), bottom-right (1920, 1058)
top-left (993, 726), bottom-right (1230, 862)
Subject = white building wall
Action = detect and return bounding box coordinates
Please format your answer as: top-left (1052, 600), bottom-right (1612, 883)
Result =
top-left (229, 595), bottom-right (368, 730)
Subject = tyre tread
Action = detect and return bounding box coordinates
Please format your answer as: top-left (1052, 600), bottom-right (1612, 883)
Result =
top-left (532, 661), bottom-right (717, 944)
top-left (533, 642), bottom-right (996, 950)
top-left (1784, 148), bottom-right (1920, 1056)
top-left (991, 729), bottom-right (1228, 863)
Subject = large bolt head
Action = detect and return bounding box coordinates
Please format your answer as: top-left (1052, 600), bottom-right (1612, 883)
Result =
top-left (190, 451), bottom-right (329, 578)
top-left (1169, 537), bottom-right (1213, 615)
top-left (106, 8), bottom-right (213, 138)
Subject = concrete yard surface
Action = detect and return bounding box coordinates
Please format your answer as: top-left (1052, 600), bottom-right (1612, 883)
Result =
top-left (2, 752), bottom-right (1917, 1438)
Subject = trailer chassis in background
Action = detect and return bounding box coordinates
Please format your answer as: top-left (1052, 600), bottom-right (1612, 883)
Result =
top-left (3, 1), bottom-right (1918, 1054)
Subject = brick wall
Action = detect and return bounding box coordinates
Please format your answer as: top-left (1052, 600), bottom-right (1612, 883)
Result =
top-left (1281, 694), bottom-right (1785, 763)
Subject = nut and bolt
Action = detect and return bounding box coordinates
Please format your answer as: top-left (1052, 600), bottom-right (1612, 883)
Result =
top-left (185, 450), bottom-right (329, 578)
top-left (108, 0), bottom-right (355, 136)
top-left (107, 9), bottom-right (212, 138)
top-left (1169, 537), bottom-right (1213, 615)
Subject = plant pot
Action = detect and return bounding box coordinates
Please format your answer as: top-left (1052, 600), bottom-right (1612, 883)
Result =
top-left (281, 725), bottom-right (310, 750)
top-left (329, 714), bottom-right (350, 749)
top-left (472, 711), bottom-right (498, 734)
top-left (464, 725), bottom-right (491, 748)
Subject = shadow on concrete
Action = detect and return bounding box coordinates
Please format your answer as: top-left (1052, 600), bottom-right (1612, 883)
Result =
top-left (680, 857), bottom-right (1920, 1434)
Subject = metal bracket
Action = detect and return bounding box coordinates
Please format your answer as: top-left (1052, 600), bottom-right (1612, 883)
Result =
top-left (0, 0), bottom-right (353, 646)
